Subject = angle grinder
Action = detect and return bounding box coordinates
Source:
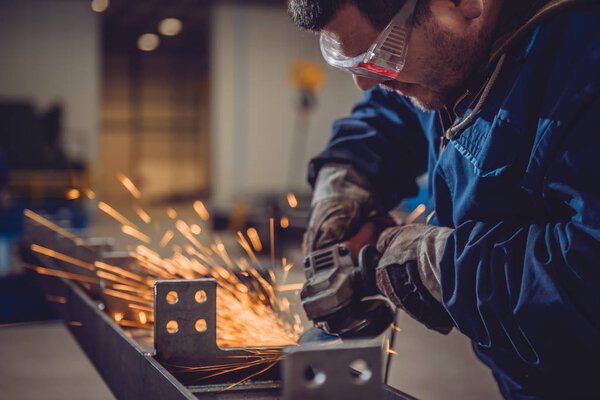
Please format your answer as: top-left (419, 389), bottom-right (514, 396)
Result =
top-left (300, 216), bottom-right (395, 338)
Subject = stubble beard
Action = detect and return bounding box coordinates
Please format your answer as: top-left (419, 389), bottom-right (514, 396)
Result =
top-left (381, 16), bottom-right (491, 111)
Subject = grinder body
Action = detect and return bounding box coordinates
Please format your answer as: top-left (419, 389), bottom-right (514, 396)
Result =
top-left (301, 217), bottom-right (395, 338)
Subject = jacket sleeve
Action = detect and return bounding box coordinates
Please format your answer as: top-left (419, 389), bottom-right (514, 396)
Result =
top-left (440, 93), bottom-right (600, 369)
top-left (308, 87), bottom-right (429, 210)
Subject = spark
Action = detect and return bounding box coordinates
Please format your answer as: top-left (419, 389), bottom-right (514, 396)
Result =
top-left (98, 202), bottom-right (140, 230)
top-left (65, 188), bottom-right (80, 200)
top-left (117, 172), bottom-right (141, 199)
top-left (246, 228), bottom-right (263, 252)
top-left (30, 244), bottom-right (95, 271)
top-left (95, 261), bottom-right (151, 285)
top-left (84, 188), bottom-right (96, 199)
top-left (121, 225), bottom-right (151, 244)
top-left (405, 204), bottom-right (427, 225)
top-left (391, 323), bottom-right (402, 333)
top-left (159, 230), bottom-right (175, 248)
top-left (212, 234), bottom-right (233, 269)
top-left (138, 311), bottom-right (148, 324)
top-left (280, 216), bottom-right (289, 229)
top-left (24, 209), bottom-right (79, 242)
top-left (128, 303), bottom-right (153, 312)
top-left (104, 288), bottom-right (148, 304)
top-left (68, 321), bottom-right (83, 327)
top-left (277, 283), bottom-right (303, 292)
top-left (167, 208), bottom-right (178, 219)
top-left (236, 231), bottom-right (259, 265)
top-left (22, 264), bottom-right (100, 284)
top-left (97, 270), bottom-right (147, 289)
top-left (287, 192), bottom-right (298, 208)
top-left (190, 224), bottom-right (202, 235)
top-left (223, 361), bottom-right (279, 391)
top-left (269, 218), bottom-right (275, 269)
top-left (282, 258), bottom-right (294, 283)
top-left (134, 206), bottom-right (152, 224)
top-left (175, 220), bottom-right (212, 255)
top-left (193, 200), bottom-right (210, 221)
top-left (385, 338), bottom-right (398, 356)
top-left (279, 298), bottom-right (290, 313)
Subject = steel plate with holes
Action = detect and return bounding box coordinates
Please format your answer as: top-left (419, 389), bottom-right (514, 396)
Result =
top-left (154, 278), bottom-right (281, 386)
top-left (283, 340), bottom-right (382, 400)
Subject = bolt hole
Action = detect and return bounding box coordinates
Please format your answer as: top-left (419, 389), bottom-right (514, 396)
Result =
top-left (166, 320), bottom-right (179, 334)
top-left (349, 359), bottom-right (372, 384)
top-left (195, 290), bottom-right (207, 304)
top-left (304, 366), bottom-right (326, 388)
top-left (166, 291), bottom-right (179, 304)
top-left (195, 319), bottom-right (207, 333)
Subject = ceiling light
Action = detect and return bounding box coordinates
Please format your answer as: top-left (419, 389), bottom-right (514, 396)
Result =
top-left (137, 33), bottom-right (160, 52)
top-left (159, 18), bottom-right (183, 36)
top-left (91, 0), bottom-right (109, 13)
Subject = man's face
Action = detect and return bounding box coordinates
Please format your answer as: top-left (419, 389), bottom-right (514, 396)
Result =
top-left (322, 1), bottom-right (497, 110)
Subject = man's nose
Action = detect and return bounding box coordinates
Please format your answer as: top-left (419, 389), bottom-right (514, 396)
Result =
top-left (353, 75), bottom-right (384, 91)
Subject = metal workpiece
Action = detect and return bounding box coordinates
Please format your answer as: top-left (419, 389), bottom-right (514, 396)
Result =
top-left (154, 278), bottom-right (281, 386)
top-left (283, 339), bottom-right (382, 400)
top-left (40, 275), bottom-right (196, 400)
top-left (21, 217), bottom-right (415, 400)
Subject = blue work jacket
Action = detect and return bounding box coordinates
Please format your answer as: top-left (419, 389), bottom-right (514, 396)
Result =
top-left (308, 7), bottom-right (600, 399)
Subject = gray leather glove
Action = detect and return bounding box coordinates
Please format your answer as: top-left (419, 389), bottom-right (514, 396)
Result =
top-left (302, 163), bottom-right (375, 256)
top-left (375, 224), bottom-right (455, 334)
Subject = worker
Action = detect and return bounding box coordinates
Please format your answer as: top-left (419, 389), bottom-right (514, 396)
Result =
top-left (288, 0), bottom-right (600, 398)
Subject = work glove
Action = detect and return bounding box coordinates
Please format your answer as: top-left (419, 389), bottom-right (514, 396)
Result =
top-left (303, 163), bottom-right (376, 257)
top-left (375, 224), bottom-right (455, 334)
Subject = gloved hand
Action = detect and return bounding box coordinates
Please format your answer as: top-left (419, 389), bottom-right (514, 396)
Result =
top-left (303, 163), bottom-right (376, 257)
top-left (375, 224), bottom-right (456, 334)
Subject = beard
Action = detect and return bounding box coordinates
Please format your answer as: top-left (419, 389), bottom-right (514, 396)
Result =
top-left (380, 15), bottom-right (492, 111)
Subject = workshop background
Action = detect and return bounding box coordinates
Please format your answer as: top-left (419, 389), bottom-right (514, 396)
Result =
top-left (0, 0), bottom-right (500, 399)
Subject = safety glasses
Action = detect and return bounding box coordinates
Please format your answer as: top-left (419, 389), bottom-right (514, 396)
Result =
top-left (320, 0), bottom-right (418, 80)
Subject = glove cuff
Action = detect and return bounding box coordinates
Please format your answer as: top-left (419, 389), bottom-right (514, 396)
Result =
top-left (312, 163), bottom-right (375, 209)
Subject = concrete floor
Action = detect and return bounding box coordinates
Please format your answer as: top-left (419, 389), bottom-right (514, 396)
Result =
top-left (0, 322), bottom-right (114, 400)
top-left (2, 202), bottom-right (502, 399)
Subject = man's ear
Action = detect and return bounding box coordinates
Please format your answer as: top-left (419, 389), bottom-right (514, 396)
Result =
top-left (454, 0), bottom-right (484, 20)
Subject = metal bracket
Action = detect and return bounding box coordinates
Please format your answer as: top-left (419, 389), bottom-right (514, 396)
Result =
top-left (283, 339), bottom-right (382, 400)
top-left (153, 278), bottom-right (281, 384)
top-left (154, 278), bottom-right (220, 365)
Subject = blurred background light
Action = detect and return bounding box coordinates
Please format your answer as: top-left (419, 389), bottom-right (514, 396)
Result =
top-left (137, 33), bottom-right (160, 51)
top-left (90, 0), bottom-right (109, 13)
top-left (159, 18), bottom-right (183, 36)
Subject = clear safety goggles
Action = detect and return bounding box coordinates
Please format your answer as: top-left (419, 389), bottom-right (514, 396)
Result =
top-left (320, 0), bottom-right (418, 80)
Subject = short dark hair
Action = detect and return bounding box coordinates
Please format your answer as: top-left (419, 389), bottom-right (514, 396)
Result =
top-left (287, 0), bottom-right (426, 31)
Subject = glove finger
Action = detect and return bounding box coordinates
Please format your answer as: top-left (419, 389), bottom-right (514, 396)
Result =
top-left (304, 198), bottom-right (363, 253)
top-left (314, 200), bottom-right (363, 249)
top-left (376, 226), bottom-right (404, 255)
top-left (314, 215), bottom-right (352, 249)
